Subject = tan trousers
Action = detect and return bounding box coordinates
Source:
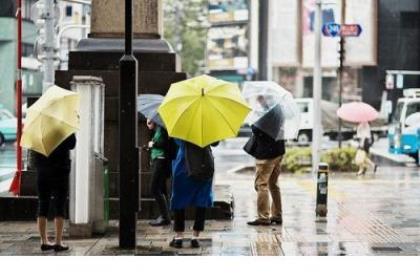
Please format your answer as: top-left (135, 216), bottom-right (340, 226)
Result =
top-left (254, 155), bottom-right (283, 221)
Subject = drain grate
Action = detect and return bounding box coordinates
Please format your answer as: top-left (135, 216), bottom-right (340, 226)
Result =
top-left (371, 246), bottom-right (402, 252)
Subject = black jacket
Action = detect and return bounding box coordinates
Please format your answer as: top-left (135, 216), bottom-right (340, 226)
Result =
top-left (34, 134), bottom-right (76, 172)
top-left (244, 126), bottom-right (285, 160)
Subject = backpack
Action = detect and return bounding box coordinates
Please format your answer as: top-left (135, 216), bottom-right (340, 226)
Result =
top-left (184, 142), bottom-right (214, 181)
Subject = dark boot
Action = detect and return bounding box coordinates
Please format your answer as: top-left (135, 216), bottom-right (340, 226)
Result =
top-left (150, 195), bottom-right (171, 226)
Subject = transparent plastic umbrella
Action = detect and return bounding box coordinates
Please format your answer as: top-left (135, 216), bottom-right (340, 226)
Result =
top-left (242, 81), bottom-right (300, 140)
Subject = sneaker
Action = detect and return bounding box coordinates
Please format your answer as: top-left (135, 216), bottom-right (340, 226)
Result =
top-left (247, 219), bottom-right (271, 226)
top-left (191, 239), bottom-right (200, 248)
top-left (169, 238), bottom-right (183, 249)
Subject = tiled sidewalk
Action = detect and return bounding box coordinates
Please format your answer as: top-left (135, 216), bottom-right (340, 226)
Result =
top-left (1, 167), bottom-right (420, 256)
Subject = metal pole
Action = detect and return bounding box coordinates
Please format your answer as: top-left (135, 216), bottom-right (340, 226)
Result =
top-left (312, 0), bottom-right (323, 172)
top-left (119, 0), bottom-right (139, 249)
top-left (338, 0), bottom-right (345, 148)
top-left (258, 0), bottom-right (269, 80)
top-left (10, 0), bottom-right (23, 195)
top-left (42, 0), bottom-right (55, 93)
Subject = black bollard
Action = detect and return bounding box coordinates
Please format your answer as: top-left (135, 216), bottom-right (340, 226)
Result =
top-left (315, 163), bottom-right (329, 218)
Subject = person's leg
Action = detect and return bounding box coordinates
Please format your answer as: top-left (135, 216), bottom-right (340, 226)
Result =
top-left (268, 157), bottom-right (282, 224)
top-left (170, 209), bottom-right (185, 248)
top-left (54, 217), bottom-right (65, 245)
top-left (37, 217), bottom-right (49, 244)
top-left (37, 171), bottom-right (52, 246)
top-left (52, 174), bottom-right (69, 250)
top-left (193, 207), bottom-right (206, 236)
top-left (248, 159), bottom-right (275, 225)
top-left (191, 207), bottom-right (206, 248)
top-left (150, 159), bottom-right (171, 225)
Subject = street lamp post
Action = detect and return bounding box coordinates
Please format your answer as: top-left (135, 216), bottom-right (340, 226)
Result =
top-left (119, 0), bottom-right (139, 249)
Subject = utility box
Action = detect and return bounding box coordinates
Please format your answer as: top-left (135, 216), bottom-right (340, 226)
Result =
top-left (69, 76), bottom-right (106, 237)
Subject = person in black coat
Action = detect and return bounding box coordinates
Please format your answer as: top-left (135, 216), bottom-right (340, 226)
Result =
top-left (244, 126), bottom-right (285, 226)
top-left (33, 134), bottom-right (76, 252)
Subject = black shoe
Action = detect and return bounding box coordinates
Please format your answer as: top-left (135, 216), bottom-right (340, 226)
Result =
top-left (54, 244), bottom-right (69, 252)
top-left (191, 239), bottom-right (200, 248)
top-left (40, 244), bottom-right (55, 251)
top-left (270, 217), bottom-right (283, 225)
top-left (149, 216), bottom-right (171, 226)
top-left (169, 238), bottom-right (183, 249)
top-left (247, 219), bottom-right (271, 226)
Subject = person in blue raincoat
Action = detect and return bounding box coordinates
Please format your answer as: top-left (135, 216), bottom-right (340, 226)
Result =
top-left (169, 139), bottom-right (217, 249)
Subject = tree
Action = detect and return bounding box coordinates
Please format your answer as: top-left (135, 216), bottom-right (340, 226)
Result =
top-left (163, 0), bottom-right (209, 77)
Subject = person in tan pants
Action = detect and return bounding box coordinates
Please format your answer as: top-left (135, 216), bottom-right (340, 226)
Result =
top-left (253, 156), bottom-right (283, 225)
top-left (244, 126), bottom-right (285, 226)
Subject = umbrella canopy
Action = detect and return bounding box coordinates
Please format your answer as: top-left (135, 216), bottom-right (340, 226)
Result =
top-left (253, 104), bottom-right (285, 140)
top-left (337, 102), bottom-right (379, 123)
top-left (158, 75), bottom-right (251, 147)
top-left (20, 85), bottom-right (80, 156)
top-left (242, 81), bottom-right (300, 140)
top-left (137, 94), bottom-right (165, 127)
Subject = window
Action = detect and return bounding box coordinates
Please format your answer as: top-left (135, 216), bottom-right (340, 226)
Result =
top-left (406, 102), bottom-right (420, 119)
top-left (297, 103), bottom-right (309, 113)
top-left (393, 102), bottom-right (404, 123)
top-left (22, 44), bottom-right (34, 57)
top-left (66, 6), bottom-right (73, 17)
top-left (23, 0), bottom-right (36, 20)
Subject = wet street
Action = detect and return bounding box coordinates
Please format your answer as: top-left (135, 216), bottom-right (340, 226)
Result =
top-left (1, 139), bottom-right (420, 255)
top-left (0, 144), bottom-right (17, 194)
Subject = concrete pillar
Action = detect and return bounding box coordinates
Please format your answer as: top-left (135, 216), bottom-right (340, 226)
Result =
top-left (90, 0), bottom-right (163, 39)
top-left (69, 76), bottom-right (106, 237)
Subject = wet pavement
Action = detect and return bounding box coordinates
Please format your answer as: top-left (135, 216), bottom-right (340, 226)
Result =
top-left (1, 140), bottom-right (420, 255)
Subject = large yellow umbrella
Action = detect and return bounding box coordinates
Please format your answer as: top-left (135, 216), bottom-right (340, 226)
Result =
top-left (20, 85), bottom-right (80, 156)
top-left (158, 75), bottom-right (251, 147)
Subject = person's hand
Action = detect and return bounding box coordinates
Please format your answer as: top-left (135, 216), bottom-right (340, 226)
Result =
top-left (148, 141), bottom-right (154, 148)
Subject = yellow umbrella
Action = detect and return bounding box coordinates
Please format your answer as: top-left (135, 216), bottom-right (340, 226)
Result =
top-left (158, 75), bottom-right (251, 147)
top-left (20, 85), bottom-right (80, 156)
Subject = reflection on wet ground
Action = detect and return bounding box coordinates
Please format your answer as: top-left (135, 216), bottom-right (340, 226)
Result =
top-left (1, 142), bottom-right (420, 255)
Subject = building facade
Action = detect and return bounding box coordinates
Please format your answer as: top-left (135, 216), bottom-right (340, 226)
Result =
top-left (362, 0), bottom-right (420, 109)
top-left (206, 0), bottom-right (258, 83)
top-left (0, 0), bottom-right (91, 114)
top-left (270, 0), bottom-right (420, 112)
top-left (0, 0), bottom-right (42, 114)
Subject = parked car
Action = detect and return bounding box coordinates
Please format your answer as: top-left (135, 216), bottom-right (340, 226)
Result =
top-left (0, 106), bottom-right (17, 146)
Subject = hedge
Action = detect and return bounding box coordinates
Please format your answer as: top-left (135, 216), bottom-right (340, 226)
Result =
top-left (280, 146), bottom-right (358, 173)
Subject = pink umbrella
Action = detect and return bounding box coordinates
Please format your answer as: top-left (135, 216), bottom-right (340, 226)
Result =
top-left (337, 102), bottom-right (379, 123)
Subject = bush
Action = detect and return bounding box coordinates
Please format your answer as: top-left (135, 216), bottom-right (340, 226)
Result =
top-left (281, 146), bottom-right (358, 173)
top-left (321, 146), bottom-right (358, 172)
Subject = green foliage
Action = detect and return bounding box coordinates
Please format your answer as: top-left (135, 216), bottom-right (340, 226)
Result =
top-left (163, 0), bottom-right (208, 77)
top-left (281, 147), bottom-right (312, 173)
top-left (280, 147), bottom-right (358, 173)
top-left (321, 146), bottom-right (358, 172)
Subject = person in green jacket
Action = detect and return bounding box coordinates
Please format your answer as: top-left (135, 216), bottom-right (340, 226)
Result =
top-left (146, 119), bottom-right (171, 226)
